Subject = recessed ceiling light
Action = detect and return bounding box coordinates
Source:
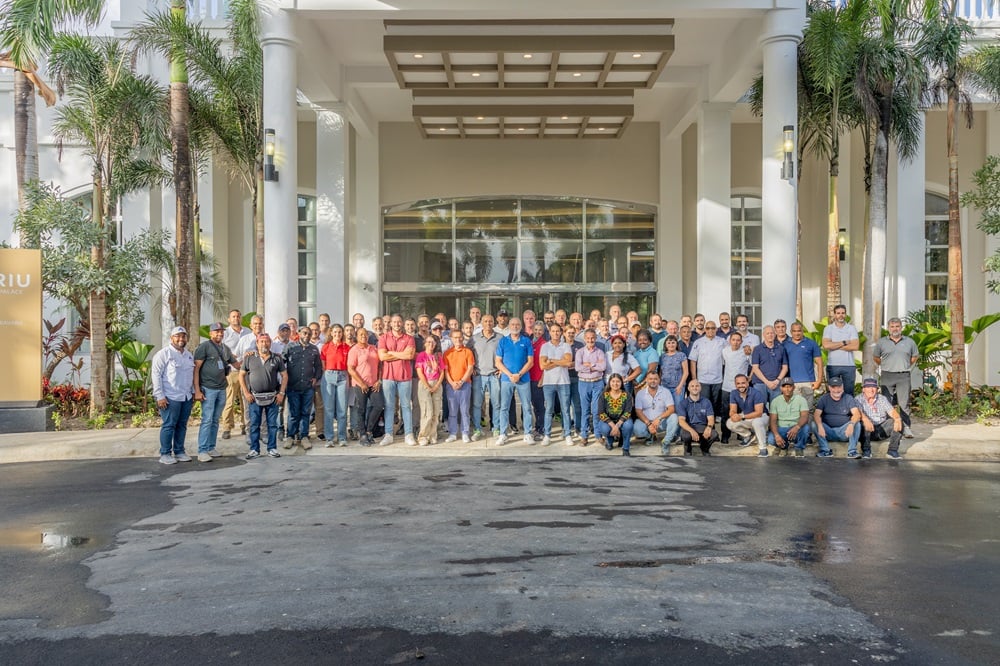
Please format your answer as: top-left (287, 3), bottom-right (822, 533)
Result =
top-left (476, 116), bottom-right (485, 120)
top-left (518, 127), bottom-right (524, 131)
top-left (632, 53), bottom-right (642, 59)
top-left (523, 54), bottom-right (533, 59)
top-left (598, 127), bottom-right (605, 131)
top-left (439, 127), bottom-right (446, 131)
top-left (413, 53), bottom-right (424, 59)
top-left (472, 72), bottom-right (481, 78)
top-left (573, 72), bottom-right (582, 77)
top-left (561, 116), bottom-right (569, 120)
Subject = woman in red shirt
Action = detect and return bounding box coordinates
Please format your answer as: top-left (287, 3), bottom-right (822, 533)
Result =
top-left (320, 324), bottom-right (351, 445)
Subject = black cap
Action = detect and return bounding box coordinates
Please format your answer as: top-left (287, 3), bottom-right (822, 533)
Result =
top-left (497, 309), bottom-right (509, 316)
top-left (828, 376), bottom-right (844, 387)
top-left (780, 377), bottom-right (795, 387)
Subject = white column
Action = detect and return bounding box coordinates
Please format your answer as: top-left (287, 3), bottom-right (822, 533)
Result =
top-left (261, 8), bottom-right (298, 334)
top-left (984, 111), bottom-right (1000, 385)
top-left (316, 108), bottom-right (349, 322)
top-left (658, 134), bottom-right (683, 317)
top-left (696, 104), bottom-right (732, 320)
top-left (760, 6), bottom-right (804, 325)
top-left (895, 112), bottom-right (925, 318)
top-left (352, 130), bottom-right (381, 318)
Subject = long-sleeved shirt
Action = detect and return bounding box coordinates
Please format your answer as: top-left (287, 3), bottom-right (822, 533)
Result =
top-left (575, 345), bottom-right (606, 381)
top-left (152, 344), bottom-right (195, 402)
top-left (283, 341), bottom-right (323, 391)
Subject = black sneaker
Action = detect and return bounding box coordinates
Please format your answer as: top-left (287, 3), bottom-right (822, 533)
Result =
top-left (245, 450), bottom-right (260, 460)
top-left (887, 450), bottom-right (901, 459)
top-left (267, 449), bottom-right (281, 458)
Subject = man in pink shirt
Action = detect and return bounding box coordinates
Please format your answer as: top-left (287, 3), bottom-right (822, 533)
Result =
top-left (347, 327), bottom-right (383, 446)
top-left (377, 314), bottom-right (416, 446)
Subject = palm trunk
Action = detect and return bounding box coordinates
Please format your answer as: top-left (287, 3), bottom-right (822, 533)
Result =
top-left (89, 173), bottom-right (109, 414)
top-left (191, 156), bottom-right (202, 337)
top-left (947, 90), bottom-right (966, 398)
top-left (254, 168), bottom-right (265, 316)
top-left (171, 0), bottom-right (195, 334)
top-left (13, 70), bottom-right (38, 217)
top-left (863, 102), bottom-right (891, 377)
top-left (826, 99), bottom-right (842, 315)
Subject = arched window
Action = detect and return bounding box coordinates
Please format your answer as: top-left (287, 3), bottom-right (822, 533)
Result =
top-left (731, 194), bottom-right (762, 331)
top-left (925, 192), bottom-right (948, 310)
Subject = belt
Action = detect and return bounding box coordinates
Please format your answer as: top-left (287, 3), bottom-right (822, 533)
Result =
top-left (580, 377), bottom-right (603, 383)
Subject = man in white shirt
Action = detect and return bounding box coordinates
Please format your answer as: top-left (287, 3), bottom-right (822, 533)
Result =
top-left (152, 326), bottom-right (196, 464)
top-left (221, 309), bottom-right (252, 439)
top-left (822, 304), bottom-right (860, 396)
top-left (633, 372), bottom-right (679, 453)
top-left (539, 323), bottom-right (574, 446)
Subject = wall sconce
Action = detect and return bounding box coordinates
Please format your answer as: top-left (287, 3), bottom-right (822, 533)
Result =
top-left (780, 125), bottom-right (795, 180)
top-left (263, 128), bottom-right (278, 182)
top-left (838, 228), bottom-right (847, 261)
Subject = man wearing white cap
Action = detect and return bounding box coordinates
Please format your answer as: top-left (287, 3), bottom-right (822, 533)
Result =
top-left (152, 326), bottom-right (196, 464)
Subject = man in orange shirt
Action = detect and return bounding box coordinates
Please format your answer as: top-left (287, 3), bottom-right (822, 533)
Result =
top-left (443, 329), bottom-right (475, 443)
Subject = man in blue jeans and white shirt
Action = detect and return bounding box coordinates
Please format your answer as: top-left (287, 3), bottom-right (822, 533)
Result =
top-left (495, 317), bottom-right (535, 446)
top-left (813, 376), bottom-right (862, 458)
top-left (152, 326), bottom-right (196, 465)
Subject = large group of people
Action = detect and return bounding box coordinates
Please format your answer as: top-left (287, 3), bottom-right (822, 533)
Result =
top-left (150, 304), bottom-right (918, 464)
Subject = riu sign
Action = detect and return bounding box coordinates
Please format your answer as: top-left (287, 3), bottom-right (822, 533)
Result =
top-left (0, 249), bottom-right (42, 404)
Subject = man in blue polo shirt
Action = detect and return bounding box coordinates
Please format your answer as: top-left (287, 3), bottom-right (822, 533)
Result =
top-left (783, 321), bottom-right (824, 407)
top-left (495, 317), bottom-right (535, 446)
top-left (677, 379), bottom-right (718, 456)
top-left (725, 374), bottom-right (770, 457)
top-left (814, 376), bottom-right (861, 458)
top-left (750, 325), bottom-right (788, 402)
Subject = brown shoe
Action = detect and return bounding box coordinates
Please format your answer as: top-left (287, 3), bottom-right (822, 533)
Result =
top-left (221, 431), bottom-right (231, 440)
top-left (302, 437), bottom-right (313, 450)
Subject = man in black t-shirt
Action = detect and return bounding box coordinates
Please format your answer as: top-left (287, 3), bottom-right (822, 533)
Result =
top-left (813, 376), bottom-right (861, 458)
top-left (193, 322), bottom-right (239, 462)
top-left (240, 334), bottom-right (288, 459)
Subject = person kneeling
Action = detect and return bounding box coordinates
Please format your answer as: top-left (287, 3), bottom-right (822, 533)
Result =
top-left (596, 374), bottom-right (635, 456)
top-left (856, 377), bottom-right (903, 459)
top-left (677, 379), bottom-right (718, 456)
top-left (768, 377), bottom-right (811, 457)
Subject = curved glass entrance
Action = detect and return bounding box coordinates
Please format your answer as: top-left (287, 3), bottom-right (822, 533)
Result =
top-left (382, 196), bottom-right (656, 319)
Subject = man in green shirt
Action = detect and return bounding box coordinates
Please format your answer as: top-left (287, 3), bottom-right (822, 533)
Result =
top-left (768, 377), bottom-right (811, 456)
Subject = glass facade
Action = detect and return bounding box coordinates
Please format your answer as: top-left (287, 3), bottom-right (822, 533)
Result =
top-left (297, 195), bottom-right (317, 324)
top-left (731, 194), bottom-right (762, 331)
top-left (925, 192), bottom-right (948, 309)
top-left (382, 196), bottom-right (656, 320)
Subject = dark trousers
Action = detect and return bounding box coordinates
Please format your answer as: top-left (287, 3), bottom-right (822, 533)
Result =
top-left (530, 382), bottom-right (545, 435)
top-left (703, 382), bottom-right (723, 431)
top-left (859, 422), bottom-right (902, 455)
top-left (352, 386), bottom-right (385, 436)
top-left (720, 389), bottom-right (732, 441)
top-left (828, 365), bottom-right (857, 396)
top-left (680, 427), bottom-right (718, 454)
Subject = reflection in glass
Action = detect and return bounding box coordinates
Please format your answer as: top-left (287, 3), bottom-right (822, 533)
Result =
top-left (520, 200), bottom-right (582, 240)
top-left (925, 192), bottom-right (949, 216)
top-left (925, 220), bottom-right (948, 246)
top-left (586, 242), bottom-right (632, 282)
top-left (629, 243), bottom-right (655, 282)
top-left (520, 241), bottom-right (583, 282)
top-left (297, 195), bottom-right (316, 223)
top-left (298, 278), bottom-right (316, 303)
top-left (587, 205), bottom-right (654, 240)
top-left (384, 206), bottom-right (452, 240)
top-left (456, 241), bottom-right (517, 283)
top-left (297, 226), bottom-right (316, 251)
top-left (456, 199), bottom-right (518, 240)
top-left (925, 248), bottom-right (948, 273)
top-left (384, 242), bottom-right (452, 282)
top-left (298, 252), bottom-right (315, 276)
top-left (925, 276), bottom-right (947, 302)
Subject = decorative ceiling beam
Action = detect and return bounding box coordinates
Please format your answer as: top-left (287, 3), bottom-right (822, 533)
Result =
top-left (548, 53), bottom-right (559, 88)
top-left (577, 116), bottom-right (590, 139)
top-left (597, 52), bottom-right (616, 87)
top-left (385, 34), bottom-right (674, 55)
top-left (413, 104), bottom-right (633, 118)
top-left (412, 88), bottom-right (633, 98)
top-left (497, 52), bottom-right (505, 89)
top-left (442, 52), bottom-right (455, 89)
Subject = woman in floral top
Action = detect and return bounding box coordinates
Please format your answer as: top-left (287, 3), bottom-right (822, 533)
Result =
top-left (596, 373), bottom-right (635, 456)
top-left (415, 336), bottom-right (444, 446)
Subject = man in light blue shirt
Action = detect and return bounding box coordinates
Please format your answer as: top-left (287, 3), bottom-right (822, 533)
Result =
top-left (152, 326), bottom-right (196, 465)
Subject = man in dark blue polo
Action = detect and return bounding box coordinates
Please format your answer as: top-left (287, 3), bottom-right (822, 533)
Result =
top-left (750, 324), bottom-right (788, 401)
top-left (495, 317), bottom-right (535, 446)
top-left (677, 379), bottom-right (718, 456)
top-left (783, 321), bottom-right (823, 408)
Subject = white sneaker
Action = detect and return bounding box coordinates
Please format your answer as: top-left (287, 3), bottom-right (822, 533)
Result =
top-left (404, 434), bottom-right (418, 446)
top-left (497, 435), bottom-right (508, 446)
top-left (461, 433), bottom-right (471, 443)
top-left (418, 437), bottom-right (429, 446)
top-left (524, 434), bottom-right (535, 445)
top-left (445, 434), bottom-right (458, 443)
top-left (174, 453), bottom-right (192, 462)
top-left (197, 452), bottom-right (213, 463)
top-left (541, 436), bottom-right (551, 446)
top-left (207, 449), bottom-right (220, 457)
top-left (903, 425), bottom-right (914, 439)
top-left (564, 436), bottom-right (574, 446)
top-left (379, 434), bottom-right (394, 447)
top-left (158, 454), bottom-right (177, 465)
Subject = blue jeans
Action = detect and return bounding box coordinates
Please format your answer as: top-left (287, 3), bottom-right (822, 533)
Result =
top-left (196, 388), bottom-right (225, 453)
top-left (247, 400), bottom-right (279, 452)
top-left (827, 365), bottom-right (857, 396)
top-left (542, 384), bottom-right (571, 437)
top-left (596, 418), bottom-right (635, 450)
top-left (322, 370), bottom-right (349, 441)
top-left (159, 398), bottom-right (193, 455)
top-left (753, 382), bottom-right (783, 402)
top-left (767, 423), bottom-right (812, 449)
top-left (472, 374), bottom-right (500, 432)
top-left (567, 377), bottom-right (582, 435)
top-left (286, 387), bottom-right (314, 439)
top-left (446, 381), bottom-right (472, 435)
top-left (633, 413), bottom-right (679, 448)
top-left (499, 380), bottom-right (533, 435)
top-left (816, 421), bottom-right (860, 455)
top-left (383, 378), bottom-right (413, 437)
top-left (577, 379), bottom-right (603, 439)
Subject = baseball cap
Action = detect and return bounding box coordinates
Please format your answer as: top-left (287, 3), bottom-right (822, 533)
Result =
top-left (780, 377), bottom-right (795, 387)
top-left (497, 309), bottom-right (509, 316)
top-left (278, 323), bottom-right (291, 332)
top-left (827, 376), bottom-right (844, 387)
top-left (430, 321), bottom-right (443, 330)
top-left (170, 326), bottom-right (187, 336)
top-left (862, 377), bottom-right (879, 388)
top-left (209, 322), bottom-right (224, 332)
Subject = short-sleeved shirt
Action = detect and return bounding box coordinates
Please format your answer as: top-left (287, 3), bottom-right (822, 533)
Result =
top-left (635, 386), bottom-right (675, 418)
top-left (320, 341), bottom-right (351, 371)
top-left (816, 393), bottom-right (856, 428)
top-left (677, 395), bottom-right (714, 427)
top-left (444, 345), bottom-right (475, 383)
top-left (874, 336), bottom-right (919, 373)
top-left (658, 351), bottom-right (687, 389)
top-left (379, 332), bottom-right (416, 382)
top-left (528, 336), bottom-right (546, 382)
top-left (688, 335), bottom-right (727, 384)
top-left (856, 393), bottom-right (896, 424)
top-left (567, 339), bottom-right (585, 379)
top-left (472, 332), bottom-right (501, 376)
top-left (736, 331), bottom-right (761, 349)
top-left (540, 341), bottom-right (572, 385)
top-left (605, 350), bottom-right (639, 381)
top-left (770, 394), bottom-right (809, 428)
top-left (415, 351), bottom-right (444, 382)
top-left (496, 334), bottom-right (534, 384)
top-left (633, 346), bottom-right (660, 383)
top-left (751, 342), bottom-right (788, 384)
top-left (193, 339), bottom-right (236, 391)
top-left (649, 329), bottom-right (667, 350)
top-left (823, 322), bottom-right (859, 366)
top-left (347, 344), bottom-right (380, 388)
top-left (783, 337), bottom-right (822, 382)
top-left (234, 332), bottom-right (260, 359)
top-left (223, 325), bottom-right (252, 354)
top-left (729, 386), bottom-right (767, 416)
top-left (721, 346), bottom-right (751, 392)
top-left (282, 341), bottom-right (322, 391)
top-left (242, 352), bottom-right (285, 394)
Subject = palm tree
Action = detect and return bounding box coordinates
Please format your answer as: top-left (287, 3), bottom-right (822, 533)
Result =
top-left (0, 0), bottom-right (104, 212)
top-left (130, 0), bottom-right (265, 314)
top-left (853, 0), bottom-right (926, 375)
top-left (48, 35), bottom-right (169, 414)
top-left (915, 1), bottom-right (1000, 399)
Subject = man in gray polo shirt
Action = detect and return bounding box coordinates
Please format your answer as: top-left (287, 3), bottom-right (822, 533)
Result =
top-left (471, 314), bottom-right (502, 439)
top-left (874, 317), bottom-right (919, 438)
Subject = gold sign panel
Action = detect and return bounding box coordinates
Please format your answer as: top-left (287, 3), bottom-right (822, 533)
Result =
top-left (0, 249), bottom-right (42, 404)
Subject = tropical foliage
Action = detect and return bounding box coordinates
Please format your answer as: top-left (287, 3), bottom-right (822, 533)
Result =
top-left (960, 154), bottom-right (1000, 294)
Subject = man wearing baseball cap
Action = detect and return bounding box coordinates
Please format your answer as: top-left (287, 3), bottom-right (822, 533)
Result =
top-left (193, 322), bottom-right (239, 461)
top-left (813, 375), bottom-right (861, 458)
top-left (856, 376), bottom-right (904, 459)
top-left (152, 326), bottom-right (196, 464)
